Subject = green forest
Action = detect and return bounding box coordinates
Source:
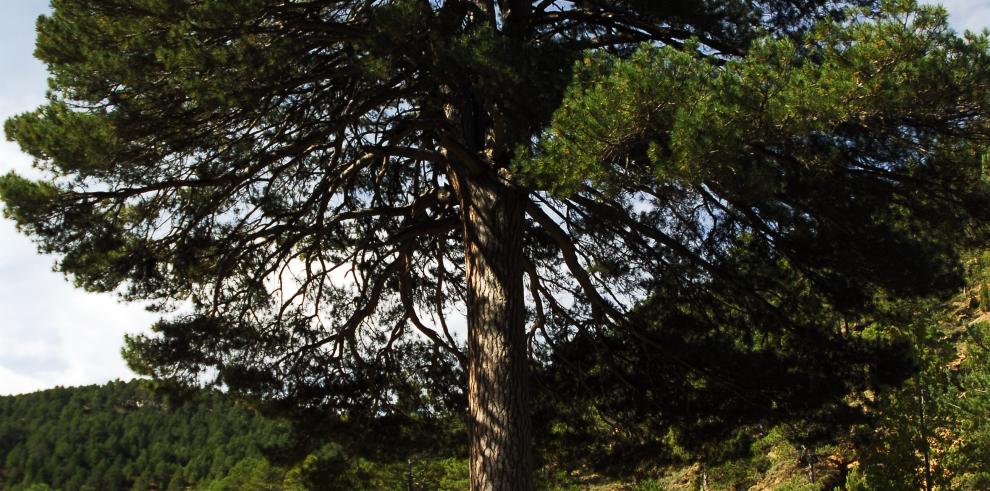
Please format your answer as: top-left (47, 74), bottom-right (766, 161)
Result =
top-left (0, 378), bottom-right (469, 490)
top-left (4, 0), bottom-right (990, 488)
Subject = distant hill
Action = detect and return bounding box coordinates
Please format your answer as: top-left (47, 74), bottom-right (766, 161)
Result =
top-left (0, 380), bottom-right (287, 490)
top-left (0, 380), bottom-right (469, 491)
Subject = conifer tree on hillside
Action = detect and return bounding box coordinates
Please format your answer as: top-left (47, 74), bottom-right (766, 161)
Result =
top-left (3, 0), bottom-right (990, 487)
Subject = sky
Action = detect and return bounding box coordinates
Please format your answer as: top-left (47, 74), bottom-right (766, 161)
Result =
top-left (0, 1), bottom-right (158, 396)
top-left (1, 1), bottom-right (989, 396)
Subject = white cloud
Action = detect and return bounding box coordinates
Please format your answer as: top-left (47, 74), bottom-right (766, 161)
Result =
top-left (934, 0), bottom-right (990, 32)
top-left (0, 206), bottom-right (158, 395)
top-left (0, 1), bottom-right (156, 396)
top-left (0, 365), bottom-right (49, 396)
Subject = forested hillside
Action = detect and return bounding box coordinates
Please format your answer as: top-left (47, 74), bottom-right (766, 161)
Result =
top-left (0, 380), bottom-right (285, 490)
top-left (0, 380), bottom-right (470, 490)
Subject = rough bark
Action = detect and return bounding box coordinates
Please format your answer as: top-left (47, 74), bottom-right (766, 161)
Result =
top-left (453, 171), bottom-right (534, 491)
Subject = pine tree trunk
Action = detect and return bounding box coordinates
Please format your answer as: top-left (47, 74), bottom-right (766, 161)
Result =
top-left (456, 173), bottom-right (534, 490)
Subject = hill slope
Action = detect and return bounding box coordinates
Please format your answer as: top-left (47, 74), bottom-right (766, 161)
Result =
top-left (0, 380), bottom-right (285, 490)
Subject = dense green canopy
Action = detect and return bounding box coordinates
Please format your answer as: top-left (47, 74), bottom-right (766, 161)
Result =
top-left (532, 1), bottom-right (990, 452)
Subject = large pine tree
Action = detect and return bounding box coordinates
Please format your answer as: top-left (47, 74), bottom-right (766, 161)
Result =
top-left (3, 0), bottom-right (990, 487)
